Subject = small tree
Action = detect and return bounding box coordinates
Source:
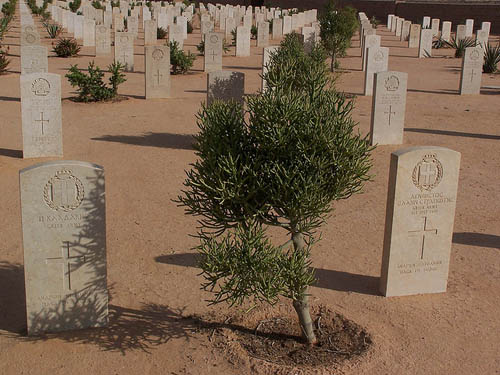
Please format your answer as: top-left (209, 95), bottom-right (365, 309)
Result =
top-left (319, 0), bottom-right (358, 72)
top-left (177, 34), bottom-right (373, 345)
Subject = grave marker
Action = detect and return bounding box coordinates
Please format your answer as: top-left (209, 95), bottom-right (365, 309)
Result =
top-left (408, 23), bottom-right (421, 48)
top-left (364, 46), bottom-right (389, 96)
top-left (114, 32), bottom-right (134, 71)
top-left (441, 21), bottom-right (452, 42)
top-left (459, 47), bottom-right (483, 95)
top-left (144, 19), bottom-right (157, 46)
top-left (145, 45), bottom-right (171, 99)
top-left (95, 25), bottom-right (111, 56)
top-left (257, 21), bottom-right (269, 47)
top-left (418, 28), bottom-right (433, 58)
top-left (236, 26), bottom-right (250, 57)
top-left (20, 45), bottom-right (48, 75)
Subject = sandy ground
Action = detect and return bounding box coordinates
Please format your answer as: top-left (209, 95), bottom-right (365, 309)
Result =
top-left (1, 6), bottom-right (499, 375)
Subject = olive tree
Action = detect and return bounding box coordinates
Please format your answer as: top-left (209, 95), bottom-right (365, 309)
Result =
top-left (319, 0), bottom-right (358, 72)
top-left (178, 34), bottom-right (373, 345)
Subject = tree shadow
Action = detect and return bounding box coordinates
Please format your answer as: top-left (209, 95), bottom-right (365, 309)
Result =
top-left (0, 95), bottom-right (21, 102)
top-left (0, 262), bottom-right (27, 334)
top-left (404, 127), bottom-right (500, 140)
top-left (207, 71), bottom-right (245, 105)
top-left (453, 232), bottom-right (500, 249)
top-left (91, 132), bottom-right (194, 150)
top-left (0, 148), bottom-right (23, 158)
top-left (155, 253), bottom-right (380, 296)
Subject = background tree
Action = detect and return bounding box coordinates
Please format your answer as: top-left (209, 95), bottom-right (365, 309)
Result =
top-left (178, 34), bottom-right (373, 345)
top-left (319, 0), bottom-right (358, 72)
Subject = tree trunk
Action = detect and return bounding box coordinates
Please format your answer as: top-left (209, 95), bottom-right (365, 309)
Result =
top-left (291, 231), bottom-right (317, 345)
top-left (330, 55), bottom-right (335, 72)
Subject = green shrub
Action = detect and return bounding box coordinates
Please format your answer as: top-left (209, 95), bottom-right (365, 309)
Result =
top-left (69, 0), bottom-right (81, 13)
top-left (251, 24), bottom-right (257, 39)
top-left (157, 27), bottom-right (167, 39)
top-left (44, 22), bottom-right (61, 38)
top-left (169, 41), bottom-right (195, 74)
top-left (0, 49), bottom-right (9, 74)
top-left (0, 16), bottom-right (11, 40)
top-left (53, 38), bottom-right (81, 57)
top-left (370, 16), bottom-right (380, 28)
top-left (445, 37), bottom-right (477, 58)
top-left (66, 61), bottom-right (126, 102)
top-left (483, 43), bottom-right (500, 73)
top-left (196, 38), bottom-right (230, 55)
top-left (187, 21), bottom-right (193, 34)
top-left (92, 0), bottom-right (103, 9)
top-left (432, 37), bottom-right (448, 49)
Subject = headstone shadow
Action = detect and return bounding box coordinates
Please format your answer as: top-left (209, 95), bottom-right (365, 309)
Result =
top-left (91, 132), bottom-right (194, 150)
top-left (404, 127), bottom-right (500, 140)
top-left (453, 232), bottom-right (500, 249)
top-left (0, 148), bottom-right (23, 158)
top-left (0, 262), bottom-right (27, 334)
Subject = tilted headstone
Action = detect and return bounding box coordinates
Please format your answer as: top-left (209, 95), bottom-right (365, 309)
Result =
top-left (431, 18), bottom-right (440, 37)
top-left (20, 46), bottom-right (48, 75)
top-left (95, 25), bottom-right (111, 56)
top-left (261, 45), bottom-right (279, 91)
top-left (370, 71), bottom-right (408, 145)
top-left (236, 26), bottom-right (250, 57)
top-left (207, 70), bottom-right (245, 105)
top-left (408, 23), bottom-right (420, 48)
top-left (441, 21), bottom-right (452, 42)
top-left (380, 146), bottom-right (461, 297)
top-left (257, 21), bottom-right (269, 47)
top-left (272, 17), bottom-right (283, 39)
top-left (20, 160), bottom-right (108, 334)
top-left (418, 28), bottom-right (433, 58)
top-left (144, 19), bottom-right (157, 46)
top-left (83, 19), bottom-right (96, 47)
top-left (364, 46), bottom-right (389, 96)
top-left (204, 32), bottom-right (223, 73)
top-left (20, 73), bottom-right (63, 158)
top-left (456, 25), bottom-right (466, 41)
top-left (465, 19), bottom-right (473, 37)
top-left (459, 47), bottom-right (483, 95)
top-left (114, 32), bottom-right (134, 71)
top-left (145, 45), bottom-right (171, 99)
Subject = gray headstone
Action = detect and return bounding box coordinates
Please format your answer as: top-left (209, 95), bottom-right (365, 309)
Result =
top-left (114, 32), bottom-right (134, 71)
top-left (207, 70), bottom-right (245, 105)
top-left (144, 19), bottom-right (157, 46)
top-left (21, 46), bottom-right (48, 75)
top-left (441, 21), bottom-right (452, 42)
top-left (418, 28), bottom-right (433, 58)
top-left (272, 17), bottom-right (282, 39)
top-left (236, 26), bottom-right (250, 57)
top-left (21, 73), bottom-right (63, 158)
top-left (83, 19), bottom-right (96, 47)
top-left (408, 24), bottom-right (421, 48)
top-left (370, 71), bottom-right (408, 145)
top-left (459, 47), bottom-right (483, 95)
top-left (456, 25), bottom-right (466, 41)
top-left (20, 160), bottom-right (108, 334)
top-left (95, 25), bottom-right (111, 56)
top-left (145, 45), bottom-right (171, 99)
top-left (364, 46), bottom-right (389, 96)
top-left (380, 147), bottom-right (461, 297)
top-left (204, 32), bottom-right (223, 73)
top-left (257, 21), bottom-right (269, 47)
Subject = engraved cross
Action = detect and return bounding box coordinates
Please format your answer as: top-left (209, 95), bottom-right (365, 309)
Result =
top-left (210, 49), bottom-right (217, 61)
top-left (35, 112), bottom-right (49, 135)
top-left (408, 217), bottom-right (438, 259)
top-left (153, 69), bottom-right (163, 85)
top-left (418, 162), bottom-right (437, 185)
top-left (384, 105), bottom-right (396, 126)
top-left (45, 241), bottom-right (86, 291)
top-left (470, 69), bottom-right (477, 83)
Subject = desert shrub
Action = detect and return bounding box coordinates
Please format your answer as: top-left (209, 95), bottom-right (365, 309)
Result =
top-left (44, 22), bottom-right (61, 38)
top-left (53, 38), bottom-right (81, 57)
top-left (69, 0), bottom-right (81, 13)
top-left (169, 41), bottom-right (195, 74)
top-left (251, 24), bottom-right (257, 39)
top-left (157, 27), bottom-right (167, 39)
top-left (187, 21), bottom-right (193, 34)
top-left (432, 37), bottom-right (448, 49)
top-left (92, 0), bottom-right (103, 9)
top-left (66, 61), bottom-right (126, 102)
top-left (483, 43), bottom-right (500, 73)
top-left (0, 16), bottom-right (10, 40)
top-left (0, 49), bottom-right (9, 74)
top-left (231, 29), bottom-right (236, 45)
top-left (196, 38), bottom-right (230, 55)
top-left (445, 37), bottom-right (477, 58)
top-left (370, 16), bottom-right (380, 28)
top-left (1, 0), bottom-right (16, 18)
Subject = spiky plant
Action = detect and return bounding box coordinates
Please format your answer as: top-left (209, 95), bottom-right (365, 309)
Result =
top-left (45, 23), bottom-right (61, 39)
top-left (157, 27), bottom-right (167, 39)
top-left (483, 43), bottom-right (500, 73)
top-left (0, 49), bottom-right (9, 74)
top-left (445, 37), bottom-right (477, 58)
top-left (53, 38), bottom-right (80, 57)
top-left (169, 41), bottom-right (195, 74)
top-left (432, 37), bottom-right (448, 49)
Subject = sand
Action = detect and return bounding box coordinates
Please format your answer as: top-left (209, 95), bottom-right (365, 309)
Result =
top-left (0, 7), bottom-right (499, 375)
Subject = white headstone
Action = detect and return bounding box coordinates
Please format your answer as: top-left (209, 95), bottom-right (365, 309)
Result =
top-left (114, 32), bottom-right (134, 71)
top-left (261, 45), bottom-right (279, 91)
top-left (418, 28), bottom-right (433, 58)
top-left (409, 23), bottom-right (421, 48)
top-left (236, 26), bottom-right (250, 57)
top-left (431, 18), bottom-right (440, 37)
top-left (144, 19), bottom-right (157, 46)
top-left (95, 25), bottom-right (111, 56)
top-left (83, 19), bottom-right (96, 47)
top-left (21, 46), bottom-right (48, 75)
top-left (204, 31), bottom-right (223, 72)
top-left (257, 21), bottom-right (269, 47)
top-left (364, 46), bottom-right (389, 96)
top-left (465, 19), bottom-right (474, 37)
top-left (145, 45), bottom-right (171, 99)
top-left (459, 47), bottom-right (484, 95)
top-left (441, 21), bottom-right (452, 42)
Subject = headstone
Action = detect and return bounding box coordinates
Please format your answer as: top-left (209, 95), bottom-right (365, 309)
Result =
top-left (459, 47), bottom-right (483, 95)
top-left (441, 21), bottom-right (452, 42)
top-left (257, 21), bottom-right (269, 47)
top-left (291, 13), bottom-right (299, 31)
top-left (204, 32), bottom-right (223, 72)
top-left (481, 21), bottom-right (491, 36)
top-left (418, 28), bottom-right (433, 58)
top-left (431, 18), bottom-right (440, 37)
top-left (236, 26), bottom-right (250, 57)
top-left (95, 25), bottom-right (111, 56)
top-left (401, 20), bottom-right (411, 41)
top-left (362, 34), bottom-right (381, 71)
top-left (283, 15), bottom-right (292, 35)
top-left (422, 16), bottom-right (430, 29)
top-left (475, 29), bottom-right (488, 48)
top-left (74, 15), bottom-right (84, 39)
top-left (145, 45), bottom-right (171, 99)
top-left (272, 17), bottom-right (283, 39)
top-left (465, 19), bottom-right (474, 37)
top-left (20, 46), bottom-right (48, 75)
top-left (391, 16), bottom-right (397, 33)
top-left (113, 14), bottom-right (124, 31)
top-left (243, 14), bottom-right (252, 28)
top-left (20, 73), bottom-right (63, 158)
top-left (207, 70), bottom-right (245, 105)
top-left (144, 19), bottom-right (157, 46)
top-left (364, 46), bottom-right (389, 96)
top-left (83, 19), bottom-right (96, 47)
top-left (387, 14), bottom-right (394, 30)
top-left (395, 17), bottom-right (403, 37)
top-left (169, 24), bottom-right (184, 49)
top-left (20, 160), bottom-right (108, 334)
top-left (177, 15), bottom-right (187, 39)
top-left (379, 146), bottom-right (461, 297)
top-left (201, 19), bottom-right (214, 35)
top-left (408, 24), bottom-right (421, 48)
top-left (128, 16), bottom-right (139, 36)
top-left (456, 24), bottom-right (466, 41)
top-left (114, 32), bottom-right (134, 71)
top-left (224, 17), bottom-right (236, 38)
top-left (261, 45), bottom-right (279, 91)
top-left (103, 11), bottom-right (112, 28)
top-left (21, 29), bottom-right (40, 46)
top-left (302, 26), bottom-right (316, 53)
top-left (370, 71), bottom-right (408, 145)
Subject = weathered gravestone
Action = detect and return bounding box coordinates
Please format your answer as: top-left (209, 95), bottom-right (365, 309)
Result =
top-left (408, 23), bottom-right (420, 48)
top-left (459, 47), bottom-right (483, 95)
top-left (465, 18), bottom-right (474, 37)
top-left (236, 26), bottom-right (250, 57)
top-left (114, 32), bottom-right (134, 71)
top-left (431, 18), bottom-right (440, 37)
top-left (21, 29), bottom-right (40, 46)
top-left (456, 24), bottom-right (466, 41)
top-left (95, 25), bottom-right (111, 56)
top-left (74, 15), bottom-right (84, 40)
top-left (83, 19), bottom-right (96, 47)
top-left (364, 46), bottom-right (389, 96)
top-left (20, 160), bottom-right (108, 335)
top-left (207, 70), bottom-right (245, 105)
top-left (441, 21), bottom-right (452, 42)
top-left (401, 20), bottom-right (411, 41)
top-left (20, 46), bottom-right (48, 75)
top-left (272, 17), bottom-right (283, 39)
top-left (370, 71), bottom-right (408, 145)
top-left (169, 24), bottom-right (184, 49)
top-left (204, 32), bottom-right (223, 72)
top-left (380, 146), bottom-right (461, 297)
top-left (418, 28), bottom-right (433, 58)
top-left (362, 34), bottom-right (381, 71)
top-left (20, 73), bottom-right (63, 158)
top-left (257, 21), bottom-right (269, 47)
top-left (283, 15), bottom-right (292, 34)
top-left (145, 45), bottom-right (171, 99)
top-left (144, 19), bottom-right (157, 46)
top-left (261, 45), bottom-right (279, 91)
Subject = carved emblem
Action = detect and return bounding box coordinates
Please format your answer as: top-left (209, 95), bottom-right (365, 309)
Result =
top-left (120, 35), bottom-right (129, 43)
top-left (25, 33), bottom-right (37, 44)
top-left (98, 26), bottom-right (107, 33)
top-left (152, 48), bottom-right (164, 61)
top-left (412, 154), bottom-right (443, 191)
top-left (210, 34), bottom-right (219, 44)
top-left (470, 49), bottom-right (481, 61)
top-left (374, 50), bottom-right (384, 62)
top-left (31, 78), bottom-right (51, 96)
top-left (44, 169), bottom-right (85, 212)
top-left (384, 75), bottom-right (400, 91)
